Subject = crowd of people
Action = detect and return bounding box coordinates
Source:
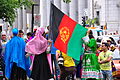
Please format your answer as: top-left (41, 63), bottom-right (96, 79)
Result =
top-left (0, 27), bottom-right (119, 80)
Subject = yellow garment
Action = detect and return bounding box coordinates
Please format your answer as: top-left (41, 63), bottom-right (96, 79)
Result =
top-left (56, 50), bottom-right (75, 67)
top-left (98, 50), bottom-right (113, 70)
top-left (97, 47), bottom-right (102, 51)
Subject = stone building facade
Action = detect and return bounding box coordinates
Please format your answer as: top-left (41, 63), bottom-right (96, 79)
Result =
top-left (2, 0), bottom-right (120, 35)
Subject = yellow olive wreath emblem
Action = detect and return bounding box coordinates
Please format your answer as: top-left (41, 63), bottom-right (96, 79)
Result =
top-left (60, 27), bottom-right (70, 43)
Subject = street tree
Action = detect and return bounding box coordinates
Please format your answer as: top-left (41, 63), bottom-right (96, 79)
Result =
top-left (0, 0), bottom-right (33, 25)
top-left (86, 18), bottom-right (100, 27)
top-left (63, 0), bottom-right (71, 3)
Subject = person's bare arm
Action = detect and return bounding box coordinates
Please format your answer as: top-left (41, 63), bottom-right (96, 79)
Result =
top-left (98, 58), bottom-right (102, 64)
top-left (48, 40), bottom-right (52, 43)
top-left (56, 51), bottom-right (60, 60)
top-left (100, 56), bottom-right (112, 64)
top-left (47, 40), bottom-right (52, 47)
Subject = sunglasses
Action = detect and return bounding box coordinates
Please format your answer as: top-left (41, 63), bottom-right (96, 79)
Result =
top-left (2, 35), bottom-right (6, 36)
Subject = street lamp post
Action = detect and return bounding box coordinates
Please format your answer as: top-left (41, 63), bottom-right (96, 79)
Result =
top-left (92, 0), bottom-right (94, 19)
top-left (31, 4), bottom-right (39, 33)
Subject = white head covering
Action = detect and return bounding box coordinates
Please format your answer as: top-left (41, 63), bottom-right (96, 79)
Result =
top-left (1, 31), bottom-right (6, 35)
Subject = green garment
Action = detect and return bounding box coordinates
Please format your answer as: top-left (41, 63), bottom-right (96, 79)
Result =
top-left (81, 53), bottom-right (103, 79)
top-left (85, 38), bottom-right (97, 53)
top-left (82, 53), bottom-right (100, 70)
top-left (82, 38), bottom-right (103, 79)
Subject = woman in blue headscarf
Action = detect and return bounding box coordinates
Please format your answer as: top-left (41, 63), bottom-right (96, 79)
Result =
top-left (4, 28), bottom-right (30, 80)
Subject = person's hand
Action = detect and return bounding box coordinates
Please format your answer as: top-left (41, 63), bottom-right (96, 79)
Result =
top-left (98, 61), bottom-right (103, 64)
top-left (87, 30), bottom-right (90, 35)
top-left (48, 40), bottom-right (52, 43)
top-left (25, 53), bottom-right (31, 58)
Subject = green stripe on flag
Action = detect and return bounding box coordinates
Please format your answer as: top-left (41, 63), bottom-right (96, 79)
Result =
top-left (67, 24), bottom-right (88, 60)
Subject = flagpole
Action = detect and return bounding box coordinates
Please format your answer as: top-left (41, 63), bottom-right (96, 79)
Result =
top-left (49, 1), bottom-right (54, 40)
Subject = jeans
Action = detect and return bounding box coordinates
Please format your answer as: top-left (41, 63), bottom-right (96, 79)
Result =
top-left (101, 70), bottom-right (112, 80)
top-left (51, 54), bottom-right (60, 80)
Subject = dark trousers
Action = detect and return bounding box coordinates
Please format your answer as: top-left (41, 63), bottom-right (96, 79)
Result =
top-left (60, 66), bottom-right (76, 80)
top-left (10, 63), bottom-right (27, 80)
top-left (51, 54), bottom-right (60, 80)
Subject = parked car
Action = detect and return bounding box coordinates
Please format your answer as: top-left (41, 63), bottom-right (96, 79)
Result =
top-left (96, 35), bottom-right (120, 46)
top-left (90, 28), bottom-right (104, 39)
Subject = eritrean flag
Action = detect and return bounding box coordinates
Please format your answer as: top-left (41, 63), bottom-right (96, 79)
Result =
top-left (50, 3), bottom-right (88, 60)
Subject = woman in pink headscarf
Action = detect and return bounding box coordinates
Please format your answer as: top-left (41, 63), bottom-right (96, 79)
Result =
top-left (25, 27), bottom-right (52, 80)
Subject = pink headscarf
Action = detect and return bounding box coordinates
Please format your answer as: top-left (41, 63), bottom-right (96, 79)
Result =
top-left (25, 27), bottom-right (48, 54)
top-left (25, 28), bottom-right (52, 73)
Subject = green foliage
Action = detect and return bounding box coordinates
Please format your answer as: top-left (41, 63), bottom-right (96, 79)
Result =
top-left (86, 18), bottom-right (100, 27)
top-left (86, 19), bottom-right (91, 25)
top-left (63, 0), bottom-right (71, 3)
top-left (20, 0), bottom-right (33, 8)
top-left (0, 0), bottom-right (33, 25)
